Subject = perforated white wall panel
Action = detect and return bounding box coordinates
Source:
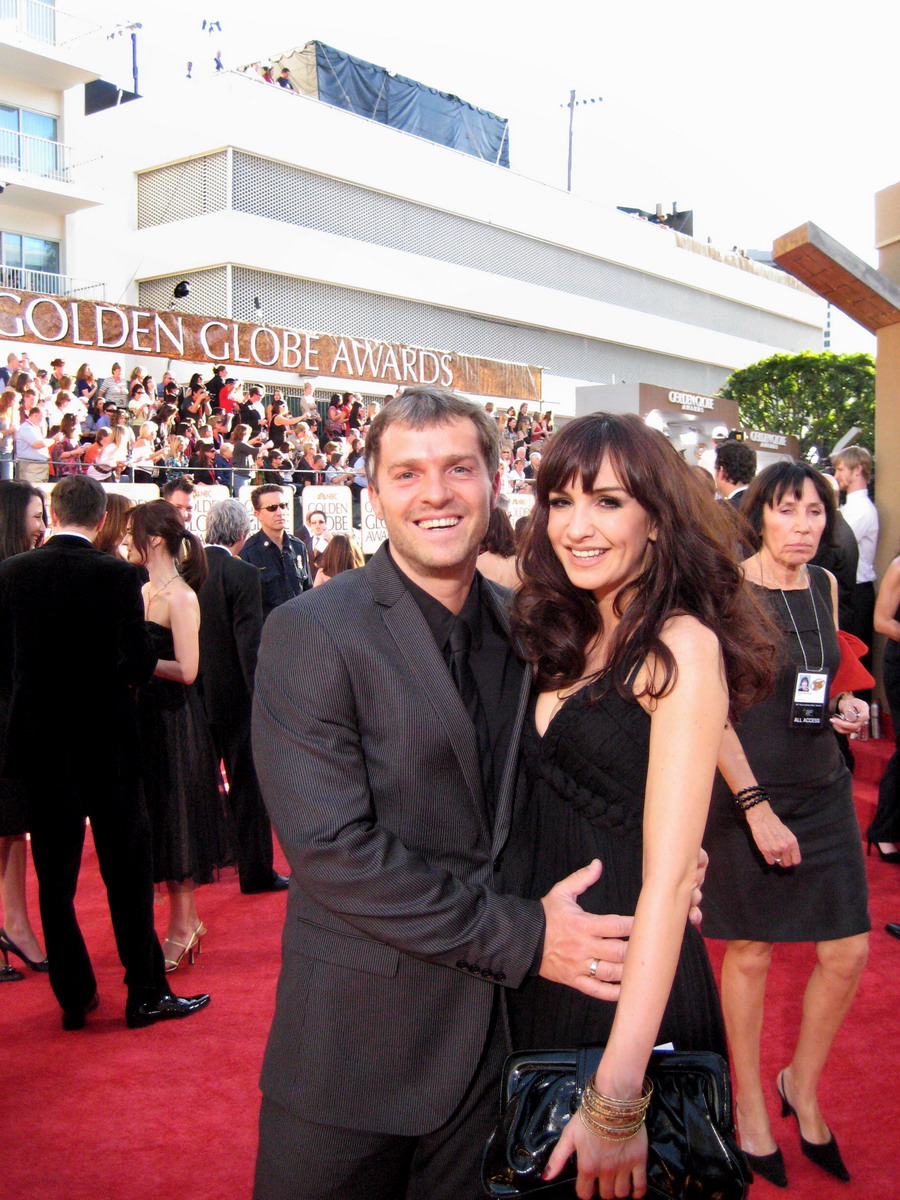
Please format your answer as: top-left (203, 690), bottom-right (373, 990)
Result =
top-left (231, 267), bottom-right (731, 396)
top-left (229, 151), bottom-right (812, 352)
top-left (137, 153), bottom-right (228, 229)
top-left (138, 268), bottom-right (228, 318)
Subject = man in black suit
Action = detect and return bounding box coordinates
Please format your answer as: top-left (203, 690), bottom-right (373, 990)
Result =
top-left (251, 388), bottom-right (634, 1200)
top-left (0, 476), bottom-right (210, 1030)
top-left (199, 500), bottom-right (287, 894)
top-left (714, 439), bottom-right (756, 507)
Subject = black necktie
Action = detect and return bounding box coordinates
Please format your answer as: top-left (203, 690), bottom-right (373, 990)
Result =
top-left (446, 617), bottom-right (495, 813)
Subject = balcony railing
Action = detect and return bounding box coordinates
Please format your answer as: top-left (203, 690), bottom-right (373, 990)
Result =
top-left (0, 129), bottom-right (100, 187)
top-left (0, 264), bottom-right (105, 300)
top-left (0, 0), bottom-right (102, 47)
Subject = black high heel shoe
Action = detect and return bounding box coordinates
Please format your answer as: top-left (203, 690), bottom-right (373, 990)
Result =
top-left (867, 839), bottom-right (900, 864)
top-left (1, 954), bottom-right (24, 982)
top-left (776, 1070), bottom-right (850, 1182)
top-left (744, 1147), bottom-right (787, 1188)
top-left (0, 928), bottom-right (49, 973)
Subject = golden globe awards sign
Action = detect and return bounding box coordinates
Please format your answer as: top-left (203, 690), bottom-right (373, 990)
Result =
top-left (0, 289), bottom-right (542, 402)
top-left (360, 488), bottom-right (388, 554)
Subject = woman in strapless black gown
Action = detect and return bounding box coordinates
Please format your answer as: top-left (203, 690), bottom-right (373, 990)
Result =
top-left (127, 500), bottom-right (229, 974)
top-left (509, 414), bottom-right (775, 1199)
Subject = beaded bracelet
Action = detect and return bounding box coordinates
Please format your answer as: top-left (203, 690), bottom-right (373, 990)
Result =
top-left (733, 785), bottom-right (770, 813)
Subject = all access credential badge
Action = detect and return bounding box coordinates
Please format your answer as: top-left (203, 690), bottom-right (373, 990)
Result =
top-left (789, 669), bottom-right (829, 729)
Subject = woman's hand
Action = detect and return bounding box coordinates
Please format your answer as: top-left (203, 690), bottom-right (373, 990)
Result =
top-left (745, 802), bottom-right (801, 867)
top-left (544, 1111), bottom-right (648, 1199)
top-left (830, 696), bottom-right (869, 739)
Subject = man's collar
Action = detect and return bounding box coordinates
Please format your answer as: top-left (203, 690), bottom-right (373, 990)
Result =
top-left (48, 529), bottom-right (94, 543)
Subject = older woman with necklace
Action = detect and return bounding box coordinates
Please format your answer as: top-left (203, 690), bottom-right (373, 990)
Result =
top-left (703, 461), bottom-right (870, 1189)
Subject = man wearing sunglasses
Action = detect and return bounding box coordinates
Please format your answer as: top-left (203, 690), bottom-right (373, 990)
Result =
top-left (240, 484), bottom-right (311, 619)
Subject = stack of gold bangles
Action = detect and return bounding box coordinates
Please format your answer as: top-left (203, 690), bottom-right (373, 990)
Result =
top-left (578, 1077), bottom-right (653, 1141)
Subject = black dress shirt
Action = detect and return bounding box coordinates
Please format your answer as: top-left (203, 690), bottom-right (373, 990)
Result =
top-left (386, 550), bottom-right (522, 816)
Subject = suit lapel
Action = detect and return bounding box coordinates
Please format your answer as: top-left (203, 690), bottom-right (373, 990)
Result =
top-left (366, 547), bottom-right (489, 831)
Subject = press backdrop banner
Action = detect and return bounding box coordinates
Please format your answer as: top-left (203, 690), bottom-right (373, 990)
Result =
top-left (301, 486), bottom-right (353, 535)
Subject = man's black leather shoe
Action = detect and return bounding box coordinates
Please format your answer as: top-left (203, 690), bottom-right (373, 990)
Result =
top-left (886, 922), bottom-right (900, 939)
top-left (62, 991), bottom-right (99, 1031)
top-left (240, 873), bottom-right (289, 894)
top-left (126, 991), bottom-right (210, 1029)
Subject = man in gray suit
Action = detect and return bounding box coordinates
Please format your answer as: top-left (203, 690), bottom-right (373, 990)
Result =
top-left (252, 388), bottom-right (633, 1200)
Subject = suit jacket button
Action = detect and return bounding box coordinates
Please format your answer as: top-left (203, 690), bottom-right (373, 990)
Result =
top-left (456, 959), bottom-right (467, 969)
top-left (481, 968), bottom-right (493, 978)
top-left (496, 972), bottom-right (506, 982)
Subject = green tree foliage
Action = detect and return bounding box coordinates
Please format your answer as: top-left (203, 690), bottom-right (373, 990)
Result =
top-left (720, 351), bottom-right (875, 462)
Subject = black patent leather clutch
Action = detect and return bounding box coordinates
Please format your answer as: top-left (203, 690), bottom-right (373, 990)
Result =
top-left (482, 1047), bottom-right (749, 1198)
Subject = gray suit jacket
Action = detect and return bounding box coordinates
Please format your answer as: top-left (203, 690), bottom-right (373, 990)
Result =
top-left (252, 543), bottom-right (543, 1135)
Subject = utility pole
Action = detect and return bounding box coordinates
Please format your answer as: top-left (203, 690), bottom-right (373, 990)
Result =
top-left (566, 89), bottom-right (575, 193)
top-left (562, 90), bottom-right (602, 194)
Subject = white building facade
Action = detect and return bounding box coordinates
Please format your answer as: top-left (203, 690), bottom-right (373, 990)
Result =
top-left (0, 0), bottom-right (108, 300)
top-left (4, 48), bottom-right (825, 411)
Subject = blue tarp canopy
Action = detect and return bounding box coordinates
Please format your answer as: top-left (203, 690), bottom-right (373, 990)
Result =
top-left (310, 41), bottom-right (510, 168)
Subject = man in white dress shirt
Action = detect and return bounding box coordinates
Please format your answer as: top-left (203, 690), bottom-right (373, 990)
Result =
top-left (833, 445), bottom-right (878, 680)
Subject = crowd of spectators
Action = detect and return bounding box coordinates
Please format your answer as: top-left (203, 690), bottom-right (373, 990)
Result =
top-left (0, 351), bottom-right (554, 510)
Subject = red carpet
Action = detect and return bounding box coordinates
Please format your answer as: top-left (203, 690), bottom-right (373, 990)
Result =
top-left (1, 747), bottom-right (898, 1200)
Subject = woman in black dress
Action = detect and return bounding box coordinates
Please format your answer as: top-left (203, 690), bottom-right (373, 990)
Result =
top-left (509, 413), bottom-right (773, 1199)
top-left (126, 501), bottom-right (229, 973)
top-left (704, 462), bottom-right (870, 1185)
top-left (0, 481), bottom-right (49, 978)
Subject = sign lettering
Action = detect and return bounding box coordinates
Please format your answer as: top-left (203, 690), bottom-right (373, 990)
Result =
top-left (0, 290), bottom-right (539, 401)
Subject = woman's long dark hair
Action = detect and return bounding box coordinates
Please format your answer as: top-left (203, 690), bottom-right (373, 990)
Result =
top-left (95, 492), bottom-right (134, 557)
top-left (0, 480), bottom-right (45, 562)
top-left (319, 533), bottom-right (364, 577)
top-left (512, 412), bottom-right (776, 719)
top-left (128, 500), bottom-right (207, 592)
top-left (481, 505), bottom-right (516, 558)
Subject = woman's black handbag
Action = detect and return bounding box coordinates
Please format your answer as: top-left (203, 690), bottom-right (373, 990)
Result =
top-left (483, 1047), bottom-right (749, 1198)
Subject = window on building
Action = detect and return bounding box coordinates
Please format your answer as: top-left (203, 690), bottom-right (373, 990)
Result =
top-left (0, 103), bottom-right (60, 178)
top-left (0, 231), bottom-right (61, 292)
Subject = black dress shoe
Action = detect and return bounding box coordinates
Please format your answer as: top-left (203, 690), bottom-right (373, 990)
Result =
top-left (886, 923), bottom-right (900, 939)
top-left (125, 990), bottom-right (211, 1029)
top-left (61, 992), bottom-right (100, 1031)
top-left (744, 1147), bottom-right (788, 1188)
top-left (1, 963), bottom-right (24, 982)
top-left (240, 873), bottom-right (289, 894)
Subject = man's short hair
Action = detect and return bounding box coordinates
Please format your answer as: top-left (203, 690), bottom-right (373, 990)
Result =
top-left (51, 475), bottom-right (106, 528)
top-left (248, 386), bottom-right (262, 397)
top-left (162, 475), bottom-right (196, 499)
top-left (205, 498), bottom-right (251, 547)
top-left (251, 483), bottom-right (284, 510)
top-left (307, 510), bottom-right (326, 523)
top-left (832, 445), bottom-right (872, 483)
top-left (715, 440), bottom-right (757, 486)
top-left (364, 386), bottom-right (500, 486)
